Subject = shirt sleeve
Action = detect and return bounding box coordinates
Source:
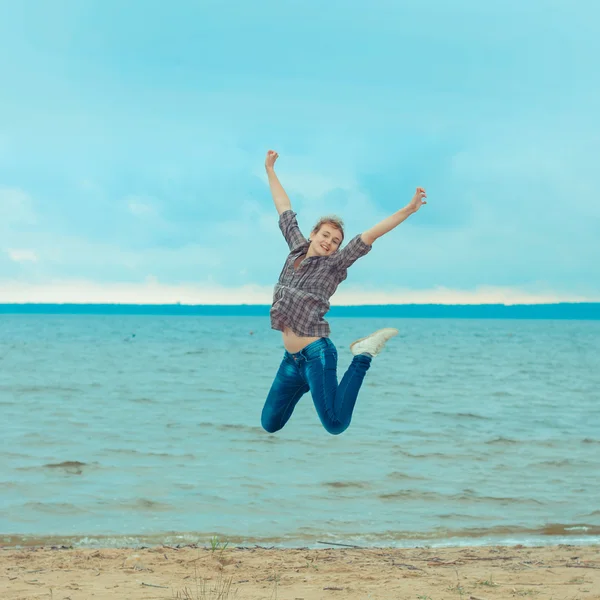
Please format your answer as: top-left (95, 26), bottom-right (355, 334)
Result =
top-left (332, 234), bottom-right (372, 270)
top-left (278, 210), bottom-right (308, 251)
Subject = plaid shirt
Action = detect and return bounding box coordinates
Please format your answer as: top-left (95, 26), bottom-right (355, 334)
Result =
top-left (270, 210), bottom-right (372, 337)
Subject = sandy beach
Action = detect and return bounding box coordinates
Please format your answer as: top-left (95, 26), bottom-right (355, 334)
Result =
top-left (2, 544), bottom-right (599, 599)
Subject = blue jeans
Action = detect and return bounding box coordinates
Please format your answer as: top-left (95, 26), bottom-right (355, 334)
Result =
top-left (261, 338), bottom-right (372, 435)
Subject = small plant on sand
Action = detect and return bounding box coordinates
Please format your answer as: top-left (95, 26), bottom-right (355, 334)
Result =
top-left (173, 563), bottom-right (237, 600)
top-left (208, 535), bottom-right (230, 565)
top-left (446, 583), bottom-right (466, 597)
top-left (305, 558), bottom-right (319, 571)
top-left (447, 569), bottom-right (466, 598)
top-left (477, 573), bottom-right (499, 587)
top-left (417, 595), bottom-right (433, 599)
top-left (209, 536), bottom-right (229, 554)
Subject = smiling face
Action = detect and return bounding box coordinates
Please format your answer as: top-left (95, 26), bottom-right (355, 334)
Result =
top-left (308, 221), bottom-right (344, 257)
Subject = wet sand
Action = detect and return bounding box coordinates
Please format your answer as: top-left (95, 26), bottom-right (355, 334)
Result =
top-left (2, 544), bottom-right (599, 599)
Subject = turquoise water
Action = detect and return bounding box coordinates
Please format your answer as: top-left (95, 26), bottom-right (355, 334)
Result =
top-left (1, 315), bottom-right (599, 548)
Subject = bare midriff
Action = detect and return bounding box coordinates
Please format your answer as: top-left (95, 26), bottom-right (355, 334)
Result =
top-left (282, 326), bottom-right (320, 354)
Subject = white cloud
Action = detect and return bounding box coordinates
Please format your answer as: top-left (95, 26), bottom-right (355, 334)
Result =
top-left (7, 249), bottom-right (38, 263)
top-left (0, 279), bottom-right (271, 304)
top-left (332, 285), bottom-right (595, 306)
top-left (0, 279), bottom-right (594, 305)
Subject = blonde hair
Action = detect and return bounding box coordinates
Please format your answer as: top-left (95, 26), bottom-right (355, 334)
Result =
top-left (311, 215), bottom-right (345, 242)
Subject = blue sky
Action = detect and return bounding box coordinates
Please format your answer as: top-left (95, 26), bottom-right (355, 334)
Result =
top-left (1, 0), bottom-right (598, 304)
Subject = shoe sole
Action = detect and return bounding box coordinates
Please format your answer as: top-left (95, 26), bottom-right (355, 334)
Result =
top-left (349, 327), bottom-right (399, 352)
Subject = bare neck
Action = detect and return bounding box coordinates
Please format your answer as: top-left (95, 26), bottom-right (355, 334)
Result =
top-left (305, 243), bottom-right (317, 258)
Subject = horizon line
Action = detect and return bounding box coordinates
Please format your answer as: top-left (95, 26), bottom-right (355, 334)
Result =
top-left (1, 301), bottom-right (599, 307)
top-left (2, 302), bottom-right (599, 321)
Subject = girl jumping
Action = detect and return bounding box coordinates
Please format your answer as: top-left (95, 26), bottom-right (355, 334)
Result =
top-left (261, 150), bottom-right (427, 435)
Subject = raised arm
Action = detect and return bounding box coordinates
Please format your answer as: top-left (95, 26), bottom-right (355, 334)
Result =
top-left (265, 150), bottom-right (308, 251)
top-left (361, 187), bottom-right (427, 245)
top-left (265, 150), bottom-right (292, 215)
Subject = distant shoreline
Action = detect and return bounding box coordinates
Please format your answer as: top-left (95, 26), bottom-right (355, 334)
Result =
top-left (1, 302), bottom-right (599, 319)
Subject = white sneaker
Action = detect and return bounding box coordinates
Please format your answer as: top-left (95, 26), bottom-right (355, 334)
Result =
top-left (350, 328), bottom-right (399, 357)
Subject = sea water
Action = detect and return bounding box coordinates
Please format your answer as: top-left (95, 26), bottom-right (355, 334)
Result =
top-left (1, 315), bottom-right (599, 548)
